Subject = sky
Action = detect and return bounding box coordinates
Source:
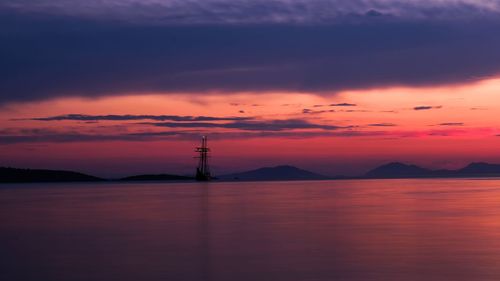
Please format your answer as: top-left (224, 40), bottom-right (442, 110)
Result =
top-left (1, 0), bottom-right (500, 177)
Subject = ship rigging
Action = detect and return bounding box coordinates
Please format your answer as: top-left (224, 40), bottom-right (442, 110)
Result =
top-left (195, 136), bottom-right (211, 181)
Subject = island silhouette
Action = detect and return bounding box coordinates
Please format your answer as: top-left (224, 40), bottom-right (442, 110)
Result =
top-left (0, 167), bottom-right (103, 183)
top-left (3, 162), bottom-right (500, 183)
top-left (218, 165), bottom-right (329, 181)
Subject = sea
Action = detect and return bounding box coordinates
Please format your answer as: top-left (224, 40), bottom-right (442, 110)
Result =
top-left (2, 179), bottom-right (500, 281)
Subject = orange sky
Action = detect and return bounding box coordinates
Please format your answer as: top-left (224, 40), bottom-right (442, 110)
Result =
top-left (1, 78), bottom-right (500, 177)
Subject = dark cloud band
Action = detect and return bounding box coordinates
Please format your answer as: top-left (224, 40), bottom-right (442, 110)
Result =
top-left (1, 3), bottom-right (500, 103)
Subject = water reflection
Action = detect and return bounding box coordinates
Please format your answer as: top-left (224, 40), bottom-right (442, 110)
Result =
top-left (2, 179), bottom-right (500, 280)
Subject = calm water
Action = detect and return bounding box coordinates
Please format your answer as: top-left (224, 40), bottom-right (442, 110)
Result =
top-left (2, 179), bottom-right (500, 281)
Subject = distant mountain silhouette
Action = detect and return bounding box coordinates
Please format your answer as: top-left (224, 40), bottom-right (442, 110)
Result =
top-left (0, 167), bottom-right (103, 183)
top-left (220, 165), bottom-right (329, 181)
top-left (365, 162), bottom-right (433, 178)
top-left (5, 162), bottom-right (500, 184)
top-left (120, 174), bottom-right (194, 181)
top-left (456, 162), bottom-right (500, 176)
top-left (366, 162), bottom-right (500, 179)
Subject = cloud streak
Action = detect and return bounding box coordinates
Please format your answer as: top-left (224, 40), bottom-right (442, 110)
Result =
top-left (145, 119), bottom-right (347, 131)
top-left (414, 105), bottom-right (443, 111)
top-left (330, 103), bottom-right (357, 107)
top-left (368, 123), bottom-right (397, 127)
top-left (302, 109), bottom-right (336, 114)
top-left (24, 114), bottom-right (253, 122)
top-left (437, 122), bottom-right (464, 126)
top-left (1, 126), bottom-right (497, 144)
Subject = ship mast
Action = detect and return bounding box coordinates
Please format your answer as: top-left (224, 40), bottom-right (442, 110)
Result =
top-left (195, 136), bottom-right (211, 181)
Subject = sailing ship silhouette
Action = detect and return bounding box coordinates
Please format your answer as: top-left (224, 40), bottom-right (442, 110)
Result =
top-left (195, 136), bottom-right (211, 181)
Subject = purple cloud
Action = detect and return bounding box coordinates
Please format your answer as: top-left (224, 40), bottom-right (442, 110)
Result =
top-left (1, 1), bottom-right (500, 103)
top-left (145, 119), bottom-right (347, 131)
top-left (330, 103), bottom-right (357, 107)
top-left (414, 106), bottom-right (443, 111)
top-left (2, 1), bottom-right (499, 24)
top-left (24, 114), bottom-right (252, 122)
top-left (437, 122), bottom-right (464, 126)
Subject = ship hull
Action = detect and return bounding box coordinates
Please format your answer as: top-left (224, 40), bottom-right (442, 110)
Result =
top-left (196, 168), bottom-right (211, 181)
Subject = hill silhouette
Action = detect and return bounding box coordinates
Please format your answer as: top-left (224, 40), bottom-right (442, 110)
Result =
top-left (0, 167), bottom-right (103, 183)
top-left (4, 162), bottom-right (500, 183)
top-left (220, 165), bottom-right (329, 181)
top-left (366, 162), bottom-right (500, 178)
top-left (365, 162), bottom-right (434, 178)
top-left (457, 162), bottom-right (500, 175)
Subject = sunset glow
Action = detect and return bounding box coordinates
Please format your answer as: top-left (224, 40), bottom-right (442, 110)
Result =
top-left (2, 0), bottom-right (500, 177)
top-left (2, 78), bottom-right (500, 177)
